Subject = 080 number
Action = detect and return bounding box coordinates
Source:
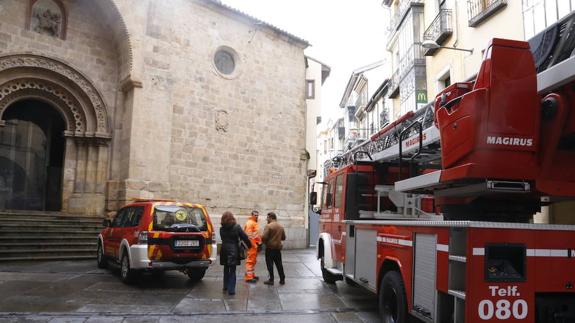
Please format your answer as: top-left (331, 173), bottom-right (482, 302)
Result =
top-left (478, 299), bottom-right (528, 320)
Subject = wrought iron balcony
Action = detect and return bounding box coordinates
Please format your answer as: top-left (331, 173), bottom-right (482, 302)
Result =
top-left (423, 9), bottom-right (453, 56)
top-left (467, 0), bottom-right (507, 27)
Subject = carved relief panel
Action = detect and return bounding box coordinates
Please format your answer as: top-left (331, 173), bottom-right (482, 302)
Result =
top-left (28, 0), bottom-right (67, 39)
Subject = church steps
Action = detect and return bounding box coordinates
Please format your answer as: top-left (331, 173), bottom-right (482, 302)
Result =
top-left (0, 211), bottom-right (101, 261)
top-left (0, 242), bottom-right (96, 250)
top-left (0, 236), bottom-right (96, 243)
top-left (0, 223), bottom-right (101, 231)
top-left (0, 255), bottom-right (95, 262)
top-left (0, 217), bottom-right (102, 225)
top-left (0, 212), bottom-right (103, 221)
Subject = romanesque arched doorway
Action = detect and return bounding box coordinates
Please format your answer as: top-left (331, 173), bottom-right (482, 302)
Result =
top-left (0, 54), bottom-right (112, 215)
top-left (0, 99), bottom-right (65, 211)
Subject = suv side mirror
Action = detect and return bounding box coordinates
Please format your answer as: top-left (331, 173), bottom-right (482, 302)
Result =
top-left (102, 219), bottom-right (112, 227)
top-left (309, 191), bottom-right (317, 205)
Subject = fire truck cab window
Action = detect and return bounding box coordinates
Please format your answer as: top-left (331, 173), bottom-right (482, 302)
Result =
top-left (485, 244), bottom-right (526, 282)
top-left (334, 175), bottom-right (344, 209)
top-left (323, 182), bottom-right (333, 209)
top-left (344, 172), bottom-right (376, 220)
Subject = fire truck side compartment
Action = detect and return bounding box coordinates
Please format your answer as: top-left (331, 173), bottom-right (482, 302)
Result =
top-left (355, 228), bottom-right (377, 291)
top-left (412, 233), bottom-right (437, 321)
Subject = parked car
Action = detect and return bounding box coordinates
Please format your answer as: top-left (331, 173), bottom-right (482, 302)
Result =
top-left (97, 199), bottom-right (217, 283)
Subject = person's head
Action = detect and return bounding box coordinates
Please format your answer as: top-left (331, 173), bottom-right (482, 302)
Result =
top-left (267, 212), bottom-right (277, 223)
top-left (251, 210), bottom-right (259, 221)
top-left (221, 211), bottom-right (236, 226)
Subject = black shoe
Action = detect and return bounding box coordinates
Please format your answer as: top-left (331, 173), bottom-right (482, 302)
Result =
top-left (253, 276), bottom-right (260, 281)
top-left (263, 280), bottom-right (274, 285)
top-left (228, 291), bottom-right (235, 295)
top-left (279, 279), bottom-right (285, 285)
top-left (245, 278), bottom-right (257, 283)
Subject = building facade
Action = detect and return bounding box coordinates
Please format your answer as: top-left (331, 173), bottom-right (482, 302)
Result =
top-left (304, 56), bottom-right (330, 244)
top-left (422, 0), bottom-right (524, 100)
top-left (339, 60), bottom-right (389, 148)
top-left (384, 0), bottom-right (427, 120)
top-left (0, 0), bottom-right (310, 247)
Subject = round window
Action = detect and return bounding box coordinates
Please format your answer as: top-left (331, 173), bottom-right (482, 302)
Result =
top-left (214, 49), bottom-right (236, 75)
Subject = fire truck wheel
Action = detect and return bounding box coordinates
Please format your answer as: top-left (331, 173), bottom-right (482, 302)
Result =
top-left (186, 268), bottom-right (207, 282)
top-left (379, 271), bottom-right (407, 323)
top-left (120, 252), bottom-right (139, 284)
top-left (96, 242), bottom-right (107, 269)
top-left (320, 258), bottom-right (337, 284)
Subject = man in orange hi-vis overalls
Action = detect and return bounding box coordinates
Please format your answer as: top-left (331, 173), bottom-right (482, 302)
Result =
top-left (244, 210), bottom-right (262, 283)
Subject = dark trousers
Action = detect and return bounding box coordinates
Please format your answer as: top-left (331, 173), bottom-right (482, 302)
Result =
top-left (223, 265), bottom-right (236, 294)
top-left (265, 248), bottom-right (285, 281)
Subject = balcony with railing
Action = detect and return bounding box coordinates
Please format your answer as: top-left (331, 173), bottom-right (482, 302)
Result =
top-left (398, 43), bottom-right (425, 81)
top-left (423, 9), bottom-right (453, 56)
top-left (355, 92), bottom-right (368, 111)
top-left (387, 0), bottom-right (424, 43)
top-left (467, 0), bottom-right (507, 27)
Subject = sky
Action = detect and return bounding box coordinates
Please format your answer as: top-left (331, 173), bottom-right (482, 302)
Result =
top-left (221, 0), bottom-right (389, 125)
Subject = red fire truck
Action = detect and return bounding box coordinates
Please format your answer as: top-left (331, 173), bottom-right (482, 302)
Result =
top-left (313, 14), bottom-right (575, 323)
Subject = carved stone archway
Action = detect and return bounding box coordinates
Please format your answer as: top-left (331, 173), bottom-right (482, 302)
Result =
top-left (0, 54), bottom-right (112, 215)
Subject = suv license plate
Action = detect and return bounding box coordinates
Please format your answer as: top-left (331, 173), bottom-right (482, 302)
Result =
top-left (175, 240), bottom-right (199, 247)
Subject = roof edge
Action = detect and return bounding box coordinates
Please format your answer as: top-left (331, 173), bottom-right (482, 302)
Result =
top-left (204, 0), bottom-right (310, 48)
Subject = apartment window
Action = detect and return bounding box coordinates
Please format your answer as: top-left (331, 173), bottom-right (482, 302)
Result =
top-left (523, 0), bottom-right (575, 39)
top-left (437, 69), bottom-right (451, 92)
top-left (306, 80), bottom-right (315, 99)
top-left (467, 0), bottom-right (508, 27)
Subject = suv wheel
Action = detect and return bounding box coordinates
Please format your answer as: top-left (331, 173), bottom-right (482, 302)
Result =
top-left (186, 268), bottom-right (207, 282)
top-left (120, 251), bottom-right (138, 284)
top-left (96, 242), bottom-right (107, 269)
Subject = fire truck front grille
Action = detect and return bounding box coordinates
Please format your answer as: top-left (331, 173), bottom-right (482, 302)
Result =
top-left (536, 293), bottom-right (575, 323)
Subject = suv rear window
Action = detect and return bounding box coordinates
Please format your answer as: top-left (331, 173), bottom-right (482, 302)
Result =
top-left (153, 205), bottom-right (208, 232)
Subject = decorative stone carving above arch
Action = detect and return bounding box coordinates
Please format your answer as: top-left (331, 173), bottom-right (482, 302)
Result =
top-left (27, 0), bottom-right (68, 39)
top-left (0, 54), bottom-right (111, 140)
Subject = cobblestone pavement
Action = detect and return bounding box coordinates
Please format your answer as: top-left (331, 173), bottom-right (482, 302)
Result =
top-left (0, 248), bottom-right (381, 322)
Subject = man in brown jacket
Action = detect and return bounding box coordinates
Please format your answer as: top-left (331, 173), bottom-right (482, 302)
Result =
top-left (262, 212), bottom-right (286, 285)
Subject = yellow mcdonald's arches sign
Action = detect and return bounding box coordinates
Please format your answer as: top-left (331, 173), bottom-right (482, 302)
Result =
top-left (416, 90), bottom-right (427, 103)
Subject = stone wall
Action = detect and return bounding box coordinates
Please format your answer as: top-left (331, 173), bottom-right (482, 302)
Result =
top-left (113, 0), bottom-right (309, 248)
top-left (0, 0), bottom-right (120, 215)
top-left (0, 0), bottom-right (309, 248)
top-left (0, 0), bottom-right (119, 110)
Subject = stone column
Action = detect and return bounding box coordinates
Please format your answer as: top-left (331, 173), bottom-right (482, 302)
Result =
top-left (61, 135), bottom-right (77, 213)
top-left (64, 137), bottom-right (110, 215)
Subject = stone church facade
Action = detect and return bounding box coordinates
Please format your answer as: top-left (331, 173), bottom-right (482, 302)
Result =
top-left (0, 0), bottom-right (309, 247)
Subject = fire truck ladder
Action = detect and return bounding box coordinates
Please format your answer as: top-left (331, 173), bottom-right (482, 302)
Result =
top-left (330, 104), bottom-right (441, 170)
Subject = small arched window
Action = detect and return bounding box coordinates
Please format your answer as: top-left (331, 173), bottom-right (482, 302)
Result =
top-left (28, 0), bottom-right (67, 39)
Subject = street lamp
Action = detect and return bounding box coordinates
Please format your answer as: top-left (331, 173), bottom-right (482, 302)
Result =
top-left (422, 40), bottom-right (473, 54)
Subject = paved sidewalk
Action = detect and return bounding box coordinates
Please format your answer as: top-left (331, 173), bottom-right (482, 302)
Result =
top-left (0, 248), bottom-right (380, 322)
